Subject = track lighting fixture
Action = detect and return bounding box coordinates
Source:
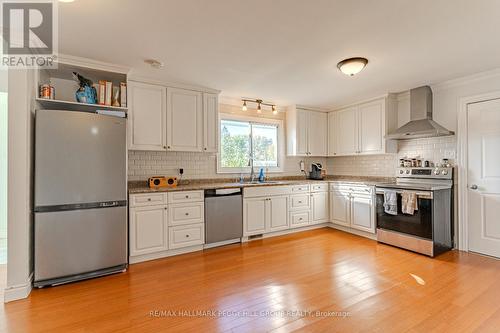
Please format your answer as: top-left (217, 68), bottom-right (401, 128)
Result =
top-left (241, 98), bottom-right (277, 114)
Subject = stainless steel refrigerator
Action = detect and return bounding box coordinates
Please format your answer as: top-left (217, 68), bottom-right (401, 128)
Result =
top-left (34, 110), bottom-right (127, 287)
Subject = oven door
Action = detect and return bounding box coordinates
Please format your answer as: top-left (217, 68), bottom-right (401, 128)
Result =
top-left (375, 189), bottom-right (433, 240)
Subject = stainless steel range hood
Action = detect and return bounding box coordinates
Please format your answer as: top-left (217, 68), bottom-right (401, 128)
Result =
top-left (386, 86), bottom-right (454, 140)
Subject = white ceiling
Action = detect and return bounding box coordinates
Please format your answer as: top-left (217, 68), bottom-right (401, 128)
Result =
top-left (59, 0), bottom-right (500, 108)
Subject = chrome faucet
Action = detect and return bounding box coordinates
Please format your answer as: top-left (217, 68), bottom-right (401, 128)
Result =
top-left (248, 157), bottom-right (256, 182)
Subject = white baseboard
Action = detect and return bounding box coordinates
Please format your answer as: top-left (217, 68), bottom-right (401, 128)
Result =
top-left (242, 223), bottom-right (330, 242)
top-left (4, 273), bottom-right (33, 303)
top-left (129, 245), bottom-right (204, 264)
top-left (328, 224), bottom-right (377, 240)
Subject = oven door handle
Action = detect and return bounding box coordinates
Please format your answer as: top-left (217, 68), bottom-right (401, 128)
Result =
top-left (375, 189), bottom-right (433, 199)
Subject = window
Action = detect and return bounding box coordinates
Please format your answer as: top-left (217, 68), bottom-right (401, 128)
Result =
top-left (218, 115), bottom-right (282, 173)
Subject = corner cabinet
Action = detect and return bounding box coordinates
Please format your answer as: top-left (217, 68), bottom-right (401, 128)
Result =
top-left (329, 184), bottom-right (375, 234)
top-left (128, 81), bottom-right (219, 152)
top-left (328, 96), bottom-right (397, 156)
top-left (286, 106), bottom-right (328, 156)
top-left (127, 82), bottom-right (167, 151)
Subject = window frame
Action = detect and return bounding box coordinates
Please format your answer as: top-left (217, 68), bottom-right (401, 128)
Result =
top-left (217, 113), bottom-right (284, 174)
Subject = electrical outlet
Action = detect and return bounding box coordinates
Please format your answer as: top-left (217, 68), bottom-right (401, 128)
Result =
top-left (179, 168), bottom-right (184, 175)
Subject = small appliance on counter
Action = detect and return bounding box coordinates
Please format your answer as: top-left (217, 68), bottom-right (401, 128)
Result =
top-left (309, 163), bottom-right (324, 180)
top-left (148, 176), bottom-right (177, 188)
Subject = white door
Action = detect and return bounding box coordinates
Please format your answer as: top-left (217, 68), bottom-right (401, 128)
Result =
top-left (311, 192), bottom-right (329, 224)
top-left (336, 107), bottom-right (359, 155)
top-left (203, 93), bottom-right (218, 152)
top-left (268, 196), bottom-right (289, 232)
top-left (296, 109), bottom-right (309, 156)
top-left (308, 111), bottom-right (328, 156)
top-left (351, 195), bottom-right (375, 233)
top-left (129, 206), bottom-right (168, 256)
top-left (244, 197), bottom-right (266, 236)
top-left (128, 82), bottom-right (166, 151)
top-left (330, 190), bottom-right (350, 227)
top-left (166, 88), bottom-right (203, 152)
top-left (328, 112), bottom-right (337, 156)
top-left (358, 100), bottom-right (384, 154)
top-left (467, 99), bottom-right (500, 258)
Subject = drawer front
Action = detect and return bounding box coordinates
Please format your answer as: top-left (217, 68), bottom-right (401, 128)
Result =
top-left (169, 223), bottom-right (204, 249)
top-left (311, 183), bottom-right (328, 192)
top-left (352, 186), bottom-right (373, 195)
top-left (291, 185), bottom-right (310, 193)
top-left (169, 202), bottom-right (204, 226)
top-left (168, 190), bottom-right (204, 203)
top-left (290, 211), bottom-right (310, 228)
top-left (130, 193), bottom-right (167, 207)
top-left (290, 194), bottom-right (310, 210)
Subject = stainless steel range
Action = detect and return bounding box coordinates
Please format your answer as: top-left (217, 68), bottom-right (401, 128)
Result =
top-left (375, 167), bottom-right (453, 257)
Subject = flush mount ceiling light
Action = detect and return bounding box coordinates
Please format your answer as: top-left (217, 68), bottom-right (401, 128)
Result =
top-left (337, 57), bottom-right (368, 76)
top-left (241, 98), bottom-right (277, 114)
top-left (144, 59), bottom-right (164, 69)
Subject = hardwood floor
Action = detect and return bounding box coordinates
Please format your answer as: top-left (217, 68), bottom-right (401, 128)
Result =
top-left (2, 228), bottom-right (500, 333)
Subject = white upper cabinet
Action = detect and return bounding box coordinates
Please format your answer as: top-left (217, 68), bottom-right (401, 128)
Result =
top-left (203, 93), bottom-right (218, 152)
top-left (286, 106), bottom-right (328, 157)
top-left (335, 107), bottom-right (359, 155)
top-left (166, 88), bottom-right (203, 152)
top-left (127, 81), bottom-right (166, 151)
top-left (128, 81), bottom-right (219, 152)
top-left (328, 112), bottom-right (337, 156)
top-left (329, 96), bottom-right (397, 156)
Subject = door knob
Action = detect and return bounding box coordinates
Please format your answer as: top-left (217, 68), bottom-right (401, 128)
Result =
top-left (470, 184), bottom-right (478, 190)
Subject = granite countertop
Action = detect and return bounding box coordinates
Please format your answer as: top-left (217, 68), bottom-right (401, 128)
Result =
top-left (128, 176), bottom-right (395, 194)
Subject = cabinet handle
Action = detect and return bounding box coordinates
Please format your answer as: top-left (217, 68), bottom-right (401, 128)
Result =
top-left (299, 218), bottom-right (303, 221)
top-left (185, 195), bottom-right (189, 199)
top-left (167, 146), bottom-right (171, 149)
top-left (164, 207), bottom-right (167, 210)
top-left (163, 146), bottom-right (166, 149)
top-left (185, 212), bottom-right (189, 216)
top-left (147, 198), bottom-right (151, 201)
top-left (185, 234), bottom-right (190, 238)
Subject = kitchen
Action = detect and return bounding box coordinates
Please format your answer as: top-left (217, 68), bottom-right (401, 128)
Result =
top-left (3, 1), bottom-right (500, 332)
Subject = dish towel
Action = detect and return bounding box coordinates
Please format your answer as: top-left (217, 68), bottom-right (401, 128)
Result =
top-left (383, 190), bottom-right (398, 215)
top-left (402, 191), bottom-right (418, 215)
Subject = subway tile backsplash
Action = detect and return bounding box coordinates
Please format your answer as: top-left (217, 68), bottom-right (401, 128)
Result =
top-left (128, 136), bottom-right (456, 180)
top-left (326, 135), bottom-right (456, 178)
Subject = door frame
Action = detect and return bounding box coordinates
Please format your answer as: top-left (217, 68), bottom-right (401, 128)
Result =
top-left (457, 90), bottom-right (500, 252)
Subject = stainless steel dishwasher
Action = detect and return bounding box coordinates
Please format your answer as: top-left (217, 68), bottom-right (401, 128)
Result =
top-left (204, 188), bottom-right (243, 248)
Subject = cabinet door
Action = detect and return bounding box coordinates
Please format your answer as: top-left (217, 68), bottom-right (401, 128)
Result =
top-left (351, 195), bottom-right (375, 233)
top-left (243, 198), bottom-right (267, 236)
top-left (328, 112), bottom-right (336, 156)
top-left (166, 88), bottom-right (203, 152)
top-left (308, 111), bottom-right (328, 156)
top-left (268, 196), bottom-right (289, 232)
top-left (311, 192), bottom-right (329, 224)
top-left (128, 82), bottom-right (166, 151)
top-left (203, 93), bottom-right (218, 152)
top-left (129, 205), bottom-right (168, 256)
top-left (296, 109), bottom-right (309, 156)
top-left (330, 190), bottom-right (350, 227)
top-left (336, 107), bottom-right (359, 155)
top-left (358, 100), bottom-right (384, 154)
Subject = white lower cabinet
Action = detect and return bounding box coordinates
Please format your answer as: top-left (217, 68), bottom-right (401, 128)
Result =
top-left (129, 191), bottom-right (205, 263)
top-left (351, 195), bottom-right (375, 233)
top-left (129, 205), bottom-right (168, 256)
top-left (290, 211), bottom-right (310, 228)
top-left (169, 223), bottom-right (205, 249)
top-left (243, 195), bottom-right (289, 236)
top-left (268, 196), bottom-right (289, 232)
top-left (311, 191), bottom-right (329, 224)
top-left (244, 197), bottom-right (267, 235)
top-left (329, 184), bottom-right (375, 233)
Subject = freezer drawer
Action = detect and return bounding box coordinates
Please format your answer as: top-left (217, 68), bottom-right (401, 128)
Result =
top-left (34, 206), bottom-right (127, 283)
